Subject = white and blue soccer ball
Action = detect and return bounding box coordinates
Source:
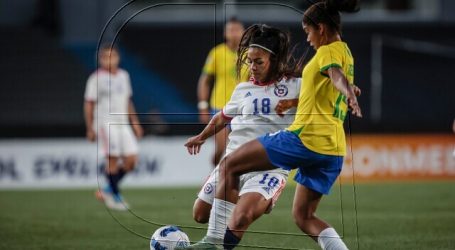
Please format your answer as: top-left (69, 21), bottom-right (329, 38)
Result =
top-left (150, 225), bottom-right (190, 250)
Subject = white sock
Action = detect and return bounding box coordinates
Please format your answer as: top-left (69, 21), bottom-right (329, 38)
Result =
top-left (206, 198), bottom-right (236, 243)
top-left (318, 227), bottom-right (348, 250)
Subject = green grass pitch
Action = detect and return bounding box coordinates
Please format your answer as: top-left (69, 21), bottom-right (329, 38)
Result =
top-left (1, 182), bottom-right (454, 250)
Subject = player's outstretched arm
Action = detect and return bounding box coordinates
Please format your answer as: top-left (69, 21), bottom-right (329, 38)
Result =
top-left (327, 67), bottom-right (362, 118)
top-left (185, 112), bottom-right (229, 155)
top-left (84, 100), bottom-right (96, 141)
top-left (128, 99), bottom-right (143, 138)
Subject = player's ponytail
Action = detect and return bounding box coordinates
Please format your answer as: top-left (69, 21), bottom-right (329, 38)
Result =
top-left (303, 0), bottom-right (360, 35)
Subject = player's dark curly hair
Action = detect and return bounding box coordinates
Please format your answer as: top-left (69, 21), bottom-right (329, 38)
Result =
top-left (303, 0), bottom-right (360, 35)
top-left (236, 24), bottom-right (301, 83)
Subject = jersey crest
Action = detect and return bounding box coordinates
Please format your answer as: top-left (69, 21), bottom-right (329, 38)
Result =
top-left (274, 84), bottom-right (288, 97)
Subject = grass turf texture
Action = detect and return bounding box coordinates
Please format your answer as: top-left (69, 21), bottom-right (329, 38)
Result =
top-left (0, 182), bottom-right (454, 250)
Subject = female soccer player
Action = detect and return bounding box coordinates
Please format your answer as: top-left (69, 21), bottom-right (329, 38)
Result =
top-left (182, 0), bottom-right (362, 249)
top-left (84, 45), bottom-right (143, 211)
top-left (179, 24), bottom-right (302, 249)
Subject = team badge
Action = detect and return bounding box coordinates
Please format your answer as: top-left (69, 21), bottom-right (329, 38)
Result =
top-left (204, 183), bottom-right (214, 194)
top-left (274, 84), bottom-right (288, 97)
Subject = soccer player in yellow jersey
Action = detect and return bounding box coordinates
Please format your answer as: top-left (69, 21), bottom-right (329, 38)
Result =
top-left (198, 17), bottom-right (249, 166)
top-left (184, 1), bottom-right (362, 249)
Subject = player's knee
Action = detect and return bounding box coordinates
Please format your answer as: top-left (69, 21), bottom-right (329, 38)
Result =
top-left (124, 156), bottom-right (138, 171)
top-left (292, 206), bottom-right (314, 227)
top-left (193, 211), bottom-right (209, 224)
top-left (219, 160), bottom-right (241, 178)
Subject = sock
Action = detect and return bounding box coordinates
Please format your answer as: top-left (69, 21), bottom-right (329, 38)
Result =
top-left (106, 171), bottom-right (120, 196)
top-left (318, 227), bottom-right (348, 250)
top-left (117, 168), bottom-right (127, 183)
top-left (224, 227), bottom-right (241, 250)
top-left (206, 198), bottom-right (236, 244)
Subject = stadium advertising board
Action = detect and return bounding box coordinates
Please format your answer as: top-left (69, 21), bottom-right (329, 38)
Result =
top-left (0, 138), bottom-right (213, 189)
top-left (0, 135), bottom-right (453, 189)
top-left (340, 134), bottom-right (455, 181)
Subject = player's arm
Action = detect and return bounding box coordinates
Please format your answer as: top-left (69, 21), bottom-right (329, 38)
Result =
top-left (197, 73), bottom-right (214, 123)
top-left (185, 112), bottom-right (230, 155)
top-left (275, 99), bottom-right (299, 117)
top-left (327, 67), bottom-right (362, 117)
top-left (84, 100), bottom-right (96, 141)
top-left (128, 99), bottom-right (143, 138)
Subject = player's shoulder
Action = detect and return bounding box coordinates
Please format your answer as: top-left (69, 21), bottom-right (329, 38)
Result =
top-left (280, 77), bottom-right (301, 86)
top-left (87, 69), bottom-right (101, 81)
top-left (212, 43), bottom-right (228, 53)
top-left (317, 41), bottom-right (345, 55)
top-left (235, 80), bottom-right (253, 89)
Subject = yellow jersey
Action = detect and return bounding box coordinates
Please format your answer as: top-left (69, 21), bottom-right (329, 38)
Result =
top-left (287, 41), bottom-right (354, 156)
top-left (202, 43), bottom-right (249, 110)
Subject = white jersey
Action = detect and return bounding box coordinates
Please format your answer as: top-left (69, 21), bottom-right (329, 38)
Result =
top-left (198, 77), bottom-right (301, 205)
top-left (84, 68), bottom-right (132, 127)
top-left (222, 77), bottom-right (301, 155)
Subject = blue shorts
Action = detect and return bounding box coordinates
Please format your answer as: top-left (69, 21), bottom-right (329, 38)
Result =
top-left (257, 130), bottom-right (343, 195)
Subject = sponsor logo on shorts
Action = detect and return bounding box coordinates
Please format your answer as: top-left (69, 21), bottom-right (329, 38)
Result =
top-left (262, 186), bottom-right (271, 194)
top-left (204, 183), bottom-right (213, 194)
top-left (274, 84), bottom-right (288, 97)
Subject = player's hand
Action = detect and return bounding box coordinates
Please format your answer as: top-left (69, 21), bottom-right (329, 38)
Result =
top-left (353, 85), bottom-right (362, 97)
top-left (348, 95), bottom-right (362, 118)
top-left (275, 99), bottom-right (298, 117)
top-left (199, 109), bottom-right (211, 124)
top-left (133, 124), bottom-right (144, 139)
top-left (185, 135), bottom-right (205, 155)
top-left (86, 128), bottom-right (96, 142)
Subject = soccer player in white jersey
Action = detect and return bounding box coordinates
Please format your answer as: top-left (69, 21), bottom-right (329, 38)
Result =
top-left (84, 45), bottom-right (143, 211)
top-left (179, 24), bottom-right (303, 249)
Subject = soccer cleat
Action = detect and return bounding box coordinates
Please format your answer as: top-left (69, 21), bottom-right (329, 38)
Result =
top-left (95, 186), bottom-right (128, 211)
top-left (113, 193), bottom-right (130, 210)
top-left (175, 236), bottom-right (223, 250)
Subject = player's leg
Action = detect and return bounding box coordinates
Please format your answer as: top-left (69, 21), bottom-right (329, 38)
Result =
top-left (189, 140), bottom-right (274, 248)
top-left (212, 126), bottom-right (228, 166)
top-left (193, 199), bottom-right (212, 224)
top-left (193, 167), bottom-right (219, 224)
top-left (224, 193), bottom-right (269, 248)
top-left (291, 150), bottom-right (346, 250)
top-left (178, 132), bottom-right (291, 249)
top-left (114, 125), bottom-right (139, 196)
top-left (224, 172), bottom-right (286, 249)
top-left (292, 185), bottom-right (348, 250)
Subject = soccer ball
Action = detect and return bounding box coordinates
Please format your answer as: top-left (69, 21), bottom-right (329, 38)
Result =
top-left (150, 225), bottom-right (190, 250)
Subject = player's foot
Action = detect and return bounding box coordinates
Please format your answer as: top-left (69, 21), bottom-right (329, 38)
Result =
top-left (175, 236), bottom-right (223, 249)
top-left (95, 186), bottom-right (128, 211)
top-left (113, 193), bottom-right (130, 210)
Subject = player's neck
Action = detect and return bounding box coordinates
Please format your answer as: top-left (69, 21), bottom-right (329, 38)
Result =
top-left (325, 33), bottom-right (342, 45)
top-left (225, 41), bottom-right (238, 52)
top-left (100, 67), bottom-right (119, 74)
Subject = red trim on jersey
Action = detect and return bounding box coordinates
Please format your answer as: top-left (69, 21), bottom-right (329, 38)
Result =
top-left (272, 179), bottom-right (286, 204)
top-left (250, 77), bottom-right (275, 86)
top-left (221, 109), bottom-right (233, 120)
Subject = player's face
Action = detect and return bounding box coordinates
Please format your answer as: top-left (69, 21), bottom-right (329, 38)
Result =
top-left (246, 47), bottom-right (271, 82)
top-left (99, 49), bottom-right (120, 71)
top-left (225, 22), bottom-right (244, 46)
top-left (303, 23), bottom-right (322, 50)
